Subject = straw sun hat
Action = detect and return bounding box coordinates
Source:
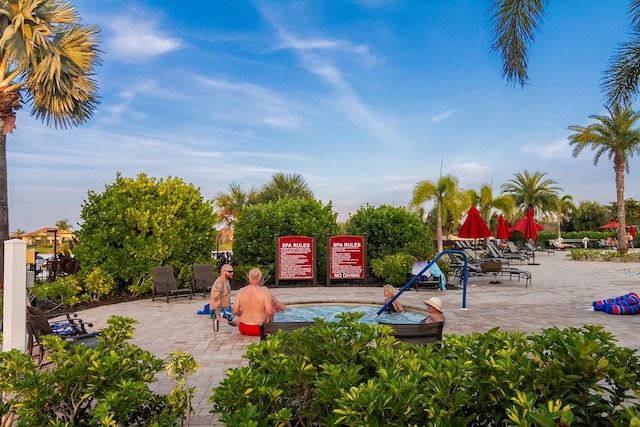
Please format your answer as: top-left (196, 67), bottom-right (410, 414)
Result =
top-left (423, 297), bottom-right (443, 313)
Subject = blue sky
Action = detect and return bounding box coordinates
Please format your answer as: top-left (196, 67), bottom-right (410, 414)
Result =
top-left (8, 0), bottom-right (636, 232)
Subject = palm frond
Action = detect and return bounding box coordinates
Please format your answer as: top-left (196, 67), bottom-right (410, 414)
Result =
top-left (488, 0), bottom-right (546, 88)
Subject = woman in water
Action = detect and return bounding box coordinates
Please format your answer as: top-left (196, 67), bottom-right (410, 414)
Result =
top-left (382, 284), bottom-right (404, 313)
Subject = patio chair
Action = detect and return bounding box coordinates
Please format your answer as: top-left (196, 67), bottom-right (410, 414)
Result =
top-left (26, 306), bottom-right (101, 365)
top-left (192, 263), bottom-right (217, 298)
top-left (378, 321), bottom-right (444, 345)
top-left (151, 266), bottom-right (193, 303)
top-left (487, 241), bottom-right (528, 264)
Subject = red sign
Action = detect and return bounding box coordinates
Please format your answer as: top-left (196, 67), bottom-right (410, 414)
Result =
top-left (329, 235), bottom-right (364, 279)
top-left (278, 236), bottom-right (314, 280)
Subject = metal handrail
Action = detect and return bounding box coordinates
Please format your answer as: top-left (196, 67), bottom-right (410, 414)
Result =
top-left (374, 250), bottom-right (469, 318)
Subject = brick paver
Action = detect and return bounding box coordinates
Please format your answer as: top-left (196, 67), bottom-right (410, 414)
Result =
top-left (72, 252), bottom-right (640, 425)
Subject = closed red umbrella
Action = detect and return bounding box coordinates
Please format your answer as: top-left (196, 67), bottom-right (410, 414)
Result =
top-left (630, 225), bottom-right (636, 239)
top-left (459, 206), bottom-right (492, 239)
top-left (458, 206), bottom-right (492, 258)
top-left (523, 208), bottom-right (538, 241)
top-left (496, 214), bottom-right (510, 240)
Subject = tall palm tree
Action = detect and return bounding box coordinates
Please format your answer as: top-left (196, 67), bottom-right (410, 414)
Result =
top-left (474, 183), bottom-right (515, 223)
top-left (501, 170), bottom-right (564, 217)
top-left (0, 1), bottom-right (101, 279)
top-left (257, 172), bottom-right (313, 204)
top-left (489, 0), bottom-right (640, 106)
top-left (55, 219), bottom-right (72, 232)
top-left (551, 194), bottom-right (576, 238)
top-left (568, 104), bottom-right (640, 254)
top-left (214, 182), bottom-right (258, 244)
top-left (410, 174), bottom-right (462, 253)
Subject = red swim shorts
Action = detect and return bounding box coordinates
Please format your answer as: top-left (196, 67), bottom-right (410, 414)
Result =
top-left (239, 322), bottom-right (261, 336)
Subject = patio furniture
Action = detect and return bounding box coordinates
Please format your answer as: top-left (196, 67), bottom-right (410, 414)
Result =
top-left (151, 266), bottom-right (193, 303)
top-left (26, 306), bottom-right (101, 365)
top-left (192, 263), bottom-right (217, 298)
top-left (378, 321), bottom-right (444, 345)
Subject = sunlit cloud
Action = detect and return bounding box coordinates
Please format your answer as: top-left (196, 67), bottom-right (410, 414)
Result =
top-left (429, 109), bottom-right (458, 123)
top-left (106, 16), bottom-right (182, 62)
top-left (523, 138), bottom-right (573, 158)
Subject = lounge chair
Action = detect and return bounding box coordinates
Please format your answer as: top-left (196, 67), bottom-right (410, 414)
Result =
top-left (411, 260), bottom-right (446, 291)
top-left (378, 321), bottom-right (444, 345)
top-left (151, 266), bottom-right (193, 302)
top-left (487, 241), bottom-right (528, 264)
top-left (192, 263), bottom-right (217, 298)
top-left (446, 252), bottom-right (532, 287)
top-left (26, 306), bottom-right (101, 365)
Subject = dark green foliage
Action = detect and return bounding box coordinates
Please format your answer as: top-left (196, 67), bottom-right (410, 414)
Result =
top-left (346, 204), bottom-right (434, 261)
top-left (74, 173), bottom-right (218, 290)
top-left (233, 198), bottom-right (339, 284)
top-left (0, 316), bottom-right (189, 426)
top-left (371, 253), bottom-right (415, 286)
top-left (211, 319), bottom-right (640, 426)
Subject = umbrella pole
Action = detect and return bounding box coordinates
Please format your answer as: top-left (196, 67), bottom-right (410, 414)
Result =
top-left (529, 239), bottom-right (539, 265)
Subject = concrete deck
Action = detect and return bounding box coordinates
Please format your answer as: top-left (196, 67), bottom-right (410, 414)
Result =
top-left (66, 252), bottom-right (640, 426)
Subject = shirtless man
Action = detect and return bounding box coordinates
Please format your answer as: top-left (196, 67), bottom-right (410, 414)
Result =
top-left (232, 268), bottom-right (274, 336)
top-left (210, 264), bottom-right (239, 326)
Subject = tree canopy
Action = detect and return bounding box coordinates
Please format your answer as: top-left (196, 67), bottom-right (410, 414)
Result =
top-left (74, 173), bottom-right (218, 289)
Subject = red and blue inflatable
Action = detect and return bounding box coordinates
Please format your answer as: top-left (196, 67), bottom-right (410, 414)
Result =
top-left (593, 292), bottom-right (640, 315)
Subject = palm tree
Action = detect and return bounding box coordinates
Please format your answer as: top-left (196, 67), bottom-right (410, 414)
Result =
top-left (474, 183), bottom-right (515, 224)
top-left (55, 219), bottom-right (72, 232)
top-left (568, 104), bottom-right (640, 254)
top-left (489, 0), bottom-right (640, 106)
top-left (214, 182), bottom-right (258, 244)
top-left (0, 1), bottom-right (101, 280)
top-left (410, 174), bottom-right (462, 253)
top-left (501, 170), bottom-right (564, 217)
top-left (551, 194), bottom-right (576, 239)
top-left (257, 172), bottom-right (313, 204)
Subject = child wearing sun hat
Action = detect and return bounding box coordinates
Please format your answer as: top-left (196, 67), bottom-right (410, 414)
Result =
top-left (422, 297), bottom-right (445, 324)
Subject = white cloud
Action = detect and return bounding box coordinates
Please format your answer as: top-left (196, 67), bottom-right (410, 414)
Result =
top-left (429, 109), bottom-right (458, 124)
top-left (106, 16), bottom-right (182, 62)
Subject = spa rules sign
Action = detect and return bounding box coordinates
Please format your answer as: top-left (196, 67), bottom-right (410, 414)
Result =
top-left (329, 235), bottom-right (365, 279)
top-left (277, 235), bottom-right (315, 280)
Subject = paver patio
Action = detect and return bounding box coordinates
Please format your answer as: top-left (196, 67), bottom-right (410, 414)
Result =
top-left (67, 252), bottom-right (640, 426)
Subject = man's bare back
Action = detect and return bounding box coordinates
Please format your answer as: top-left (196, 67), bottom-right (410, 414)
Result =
top-left (233, 269), bottom-right (274, 328)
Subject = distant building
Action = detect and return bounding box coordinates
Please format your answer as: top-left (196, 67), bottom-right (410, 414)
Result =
top-left (9, 227), bottom-right (76, 248)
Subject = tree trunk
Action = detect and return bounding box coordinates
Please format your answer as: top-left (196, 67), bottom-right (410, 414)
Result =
top-left (0, 131), bottom-right (7, 282)
top-left (436, 202), bottom-right (443, 253)
top-left (614, 155), bottom-right (628, 255)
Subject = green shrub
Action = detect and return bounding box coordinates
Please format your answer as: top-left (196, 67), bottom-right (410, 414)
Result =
top-left (0, 316), bottom-right (196, 426)
top-left (210, 317), bottom-right (640, 426)
top-left (30, 276), bottom-right (81, 309)
top-left (346, 204), bottom-right (434, 261)
top-left (233, 198), bottom-right (339, 285)
top-left (569, 248), bottom-right (640, 262)
top-left (81, 267), bottom-right (115, 302)
top-left (371, 253), bottom-right (416, 286)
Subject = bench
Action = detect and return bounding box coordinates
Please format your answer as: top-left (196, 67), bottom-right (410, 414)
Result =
top-left (260, 321), bottom-right (444, 346)
top-left (260, 321), bottom-right (316, 340)
top-left (378, 321), bottom-right (444, 345)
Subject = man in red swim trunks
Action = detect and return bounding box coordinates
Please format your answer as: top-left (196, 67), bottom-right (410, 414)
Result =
top-left (232, 268), bottom-right (274, 336)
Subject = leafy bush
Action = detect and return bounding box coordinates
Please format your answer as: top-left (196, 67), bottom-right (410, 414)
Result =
top-left (569, 248), bottom-right (640, 262)
top-left (346, 204), bottom-right (434, 261)
top-left (74, 173), bottom-right (218, 291)
top-left (371, 253), bottom-right (416, 286)
top-left (30, 276), bottom-right (81, 309)
top-left (210, 316), bottom-right (640, 426)
top-left (0, 316), bottom-right (196, 426)
top-left (233, 197), bottom-right (339, 285)
top-left (81, 267), bottom-right (115, 302)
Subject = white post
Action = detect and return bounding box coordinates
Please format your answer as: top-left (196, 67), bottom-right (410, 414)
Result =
top-left (3, 239), bottom-right (27, 353)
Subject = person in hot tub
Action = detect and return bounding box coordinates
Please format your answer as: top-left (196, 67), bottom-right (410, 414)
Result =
top-left (382, 284), bottom-right (404, 313)
top-left (233, 268), bottom-right (274, 336)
